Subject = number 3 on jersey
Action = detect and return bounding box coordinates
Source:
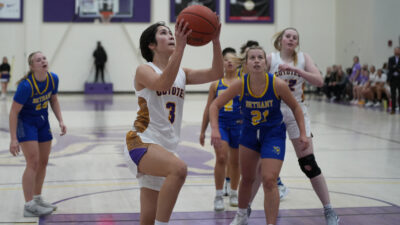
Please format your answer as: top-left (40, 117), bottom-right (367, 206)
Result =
top-left (166, 102), bottom-right (176, 124)
top-left (286, 79), bottom-right (297, 91)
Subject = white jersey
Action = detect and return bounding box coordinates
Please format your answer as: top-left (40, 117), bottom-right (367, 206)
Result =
top-left (133, 62), bottom-right (186, 152)
top-left (269, 52), bottom-right (311, 139)
top-left (269, 51), bottom-right (306, 106)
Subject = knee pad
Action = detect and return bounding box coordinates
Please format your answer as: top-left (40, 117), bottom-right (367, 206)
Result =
top-left (298, 154), bottom-right (321, 179)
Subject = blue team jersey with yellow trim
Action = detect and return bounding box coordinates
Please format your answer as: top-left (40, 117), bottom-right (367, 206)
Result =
top-left (240, 73), bottom-right (283, 128)
top-left (215, 78), bottom-right (242, 127)
top-left (14, 72), bottom-right (59, 118)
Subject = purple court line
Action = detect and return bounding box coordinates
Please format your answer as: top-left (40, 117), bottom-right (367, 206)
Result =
top-left (38, 206), bottom-right (400, 225)
top-left (1, 175), bottom-right (399, 187)
top-left (40, 186), bottom-right (400, 224)
top-left (49, 185), bottom-right (400, 207)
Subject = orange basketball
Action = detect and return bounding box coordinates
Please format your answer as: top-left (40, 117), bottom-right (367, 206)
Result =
top-left (176, 5), bottom-right (219, 46)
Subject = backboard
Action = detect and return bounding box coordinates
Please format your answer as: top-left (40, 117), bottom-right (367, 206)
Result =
top-left (75, 0), bottom-right (133, 19)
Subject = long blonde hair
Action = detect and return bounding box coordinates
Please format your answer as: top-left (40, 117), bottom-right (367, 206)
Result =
top-left (272, 27), bottom-right (300, 66)
top-left (16, 51), bottom-right (41, 85)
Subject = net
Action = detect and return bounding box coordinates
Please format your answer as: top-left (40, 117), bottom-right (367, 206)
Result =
top-left (99, 10), bottom-right (113, 23)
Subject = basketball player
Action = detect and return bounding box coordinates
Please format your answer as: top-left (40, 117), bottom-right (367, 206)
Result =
top-left (123, 20), bottom-right (223, 225)
top-left (249, 27), bottom-right (339, 225)
top-left (238, 40), bottom-right (289, 201)
top-left (199, 47), bottom-right (241, 211)
top-left (209, 46), bottom-right (308, 225)
top-left (9, 52), bottom-right (67, 217)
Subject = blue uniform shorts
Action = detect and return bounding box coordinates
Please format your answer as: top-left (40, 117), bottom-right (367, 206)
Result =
top-left (239, 123), bottom-right (286, 160)
top-left (219, 125), bottom-right (241, 149)
top-left (17, 116), bottom-right (53, 143)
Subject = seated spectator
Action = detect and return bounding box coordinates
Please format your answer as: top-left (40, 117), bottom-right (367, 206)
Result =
top-left (363, 65), bottom-right (376, 107)
top-left (352, 66), bottom-right (369, 105)
top-left (349, 56), bottom-right (361, 102)
top-left (331, 65), bottom-right (348, 101)
top-left (374, 69), bottom-right (391, 107)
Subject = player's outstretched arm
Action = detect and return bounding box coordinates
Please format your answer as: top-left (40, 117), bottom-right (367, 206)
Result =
top-left (50, 94), bottom-right (66, 136)
top-left (200, 82), bottom-right (218, 146)
top-left (185, 24), bottom-right (223, 85)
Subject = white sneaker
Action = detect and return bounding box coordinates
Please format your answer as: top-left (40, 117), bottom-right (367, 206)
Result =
top-left (230, 211), bottom-right (248, 225)
top-left (324, 208), bottom-right (339, 225)
top-left (24, 202), bottom-right (53, 217)
top-left (365, 102), bottom-right (373, 107)
top-left (278, 184), bottom-right (288, 199)
top-left (214, 196), bottom-right (224, 211)
top-left (229, 192), bottom-right (238, 207)
top-left (373, 102), bottom-right (381, 107)
top-left (34, 196), bottom-right (57, 211)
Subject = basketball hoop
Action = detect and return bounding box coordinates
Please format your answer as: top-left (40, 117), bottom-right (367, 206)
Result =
top-left (98, 0), bottom-right (114, 23)
top-left (99, 10), bottom-right (113, 23)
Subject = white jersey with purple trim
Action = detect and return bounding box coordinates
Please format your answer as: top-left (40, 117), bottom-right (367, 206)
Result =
top-left (133, 62), bottom-right (186, 152)
top-left (269, 51), bottom-right (306, 106)
top-left (269, 52), bottom-right (311, 139)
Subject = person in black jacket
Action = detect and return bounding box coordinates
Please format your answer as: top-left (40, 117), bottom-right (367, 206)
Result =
top-left (0, 57), bottom-right (11, 99)
top-left (388, 47), bottom-right (400, 114)
top-left (93, 41), bottom-right (107, 83)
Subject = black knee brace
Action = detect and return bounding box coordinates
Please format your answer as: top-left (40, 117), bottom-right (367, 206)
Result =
top-left (298, 154), bottom-right (321, 179)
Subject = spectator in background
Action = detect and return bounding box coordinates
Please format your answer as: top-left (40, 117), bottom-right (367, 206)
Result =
top-left (382, 62), bottom-right (389, 75)
top-left (388, 47), bottom-right (400, 114)
top-left (323, 67), bottom-right (332, 98)
top-left (0, 57), bottom-right (11, 99)
top-left (373, 69), bottom-right (390, 107)
top-left (326, 65), bottom-right (338, 100)
top-left (351, 64), bottom-right (368, 105)
top-left (344, 67), bottom-right (353, 101)
top-left (363, 65), bottom-right (376, 107)
top-left (93, 41), bottom-right (107, 83)
top-left (331, 65), bottom-right (348, 102)
top-left (348, 56), bottom-right (361, 103)
top-left (349, 56), bottom-right (361, 84)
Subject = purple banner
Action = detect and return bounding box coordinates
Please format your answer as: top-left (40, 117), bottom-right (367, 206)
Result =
top-left (226, 0), bottom-right (274, 23)
top-left (170, 0), bottom-right (220, 23)
top-left (0, 0), bottom-right (23, 22)
top-left (43, 0), bottom-right (150, 23)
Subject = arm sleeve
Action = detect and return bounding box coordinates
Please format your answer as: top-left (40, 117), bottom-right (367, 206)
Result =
top-left (13, 81), bottom-right (33, 105)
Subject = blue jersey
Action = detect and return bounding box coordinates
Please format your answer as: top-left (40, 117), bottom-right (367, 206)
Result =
top-left (14, 72), bottom-right (59, 119)
top-left (215, 78), bottom-right (242, 127)
top-left (240, 73), bottom-right (283, 129)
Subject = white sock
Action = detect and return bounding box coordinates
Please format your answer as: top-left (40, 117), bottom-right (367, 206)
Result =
top-left (324, 203), bottom-right (332, 210)
top-left (25, 200), bottom-right (35, 207)
top-left (216, 189), bottom-right (223, 197)
top-left (33, 195), bottom-right (42, 200)
top-left (154, 220), bottom-right (168, 225)
top-left (230, 189), bottom-right (238, 196)
top-left (237, 208), bottom-right (247, 216)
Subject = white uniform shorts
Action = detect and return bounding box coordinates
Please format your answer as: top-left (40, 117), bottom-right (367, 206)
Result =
top-left (123, 144), bottom-right (165, 191)
top-left (281, 103), bottom-right (311, 139)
